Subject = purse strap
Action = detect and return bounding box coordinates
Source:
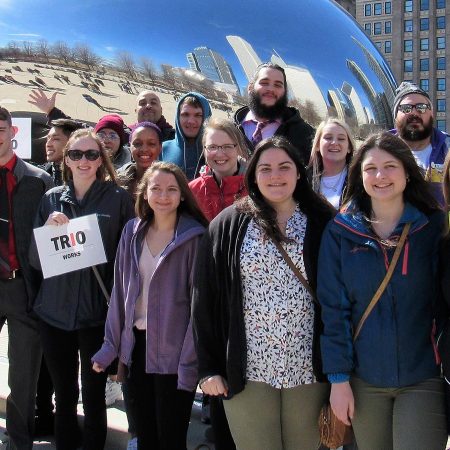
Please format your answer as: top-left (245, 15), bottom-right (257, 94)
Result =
top-left (271, 238), bottom-right (315, 298)
top-left (69, 204), bottom-right (111, 305)
top-left (353, 222), bottom-right (411, 342)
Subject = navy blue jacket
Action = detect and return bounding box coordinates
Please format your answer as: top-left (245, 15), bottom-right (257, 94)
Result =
top-left (318, 203), bottom-right (444, 388)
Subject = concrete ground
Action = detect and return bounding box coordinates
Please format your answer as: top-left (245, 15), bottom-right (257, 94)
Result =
top-left (0, 325), bottom-right (215, 450)
top-left (0, 59), bottom-right (230, 126)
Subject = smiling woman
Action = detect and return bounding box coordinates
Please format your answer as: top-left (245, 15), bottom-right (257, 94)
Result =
top-left (29, 128), bottom-right (135, 450)
top-left (318, 132), bottom-right (447, 450)
top-left (193, 136), bottom-right (335, 450)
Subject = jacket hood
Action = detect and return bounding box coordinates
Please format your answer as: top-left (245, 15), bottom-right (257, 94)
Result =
top-left (174, 92), bottom-right (212, 147)
top-left (334, 202), bottom-right (430, 243)
top-left (131, 213), bottom-right (205, 257)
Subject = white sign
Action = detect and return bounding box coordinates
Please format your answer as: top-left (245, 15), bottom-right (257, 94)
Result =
top-left (12, 118), bottom-right (32, 159)
top-left (33, 214), bottom-right (107, 279)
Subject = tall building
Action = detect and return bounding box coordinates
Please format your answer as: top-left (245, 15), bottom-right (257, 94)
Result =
top-left (226, 36), bottom-right (262, 81)
top-left (186, 47), bottom-right (239, 90)
top-left (355, 0), bottom-right (449, 131)
top-left (334, 0), bottom-right (356, 16)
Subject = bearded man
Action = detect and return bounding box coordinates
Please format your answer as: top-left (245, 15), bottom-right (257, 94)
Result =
top-left (234, 63), bottom-right (314, 164)
top-left (393, 81), bottom-right (449, 204)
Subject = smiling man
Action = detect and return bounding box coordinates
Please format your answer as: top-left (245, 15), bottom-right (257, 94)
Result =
top-left (41, 119), bottom-right (83, 186)
top-left (0, 107), bottom-right (53, 449)
top-left (134, 90), bottom-right (175, 142)
top-left (234, 62), bottom-right (314, 164)
top-left (161, 92), bottom-right (212, 180)
top-left (392, 81), bottom-right (449, 203)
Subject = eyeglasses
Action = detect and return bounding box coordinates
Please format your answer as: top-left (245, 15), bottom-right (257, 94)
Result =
top-left (67, 149), bottom-right (101, 161)
top-left (204, 144), bottom-right (238, 153)
top-left (96, 131), bottom-right (119, 141)
top-left (397, 103), bottom-right (431, 114)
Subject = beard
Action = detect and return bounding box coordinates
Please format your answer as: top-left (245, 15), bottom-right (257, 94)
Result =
top-left (248, 89), bottom-right (288, 120)
top-left (397, 115), bottom-right (434, 141)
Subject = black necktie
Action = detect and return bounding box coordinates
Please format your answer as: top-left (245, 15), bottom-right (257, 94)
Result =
top-left (0, 168), bottom-right (10, 277)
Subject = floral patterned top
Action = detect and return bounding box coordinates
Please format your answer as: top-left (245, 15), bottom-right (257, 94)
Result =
top-left (240, 207), bottom-right (315, 388)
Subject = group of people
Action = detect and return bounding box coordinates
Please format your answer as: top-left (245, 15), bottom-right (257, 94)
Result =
top-left (0, 61), bottom-right (448, 450)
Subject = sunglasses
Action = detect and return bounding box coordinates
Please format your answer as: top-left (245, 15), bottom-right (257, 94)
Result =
top-left (67, 149), bottom-right (101, 161)
top-left (397, 103), bottom-right (431, 114)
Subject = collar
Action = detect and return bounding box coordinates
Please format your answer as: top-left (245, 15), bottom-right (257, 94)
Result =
top-left (1, 153), bottom-right (17, 171)
top-left (242, 110), bottom-right (282, 125)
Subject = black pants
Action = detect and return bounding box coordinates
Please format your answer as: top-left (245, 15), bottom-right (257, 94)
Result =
top-left (130, 329), bottom-right (195, 450)
top-left (39, 321), bottom-right (107, 450)
top-left (0, 277), bottom-right (42, 450)
top-left (210, 397), bottom-right (236, 450)
top-left (35, 356), bottom-right (54, 419)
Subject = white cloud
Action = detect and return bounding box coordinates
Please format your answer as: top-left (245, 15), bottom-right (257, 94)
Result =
top-left (0, 0), bottom-right (12, 10)
top-left (8, 33), bottom-right (41, 37)
top-left (105, 46), bottom-right (116, 52)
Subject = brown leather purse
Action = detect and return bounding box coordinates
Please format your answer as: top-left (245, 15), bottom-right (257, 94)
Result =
top-left (319, 403), bottom-right (354, 448)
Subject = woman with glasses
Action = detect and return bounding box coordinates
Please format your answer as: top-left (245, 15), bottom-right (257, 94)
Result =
top-left (30, 128), bottom-right (134, 450)
top-left (318, 132), bottom-right (446, 450)
top-left (95, 114), bottom-right (132, 169)
top-left (189, 117), bottom-right (248, 450)
top-left (307, 118), bottom-right (355, 209)
top-left (193, 136), bottom-right (334, 450)
top-left (189, 118), bottom-right (248, 222)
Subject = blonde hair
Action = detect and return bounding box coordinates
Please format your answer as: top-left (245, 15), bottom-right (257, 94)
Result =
top-left (202, 117), bottom-right (249, 159)
top-left (308, 118), bottom-right (355, 192)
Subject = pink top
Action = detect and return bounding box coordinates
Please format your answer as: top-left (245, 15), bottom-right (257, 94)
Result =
top-left (242, 110), bottom-right (281, 142)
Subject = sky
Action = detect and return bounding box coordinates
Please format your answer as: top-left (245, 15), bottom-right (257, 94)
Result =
top-left (0, 0), bottom-right (392, 102)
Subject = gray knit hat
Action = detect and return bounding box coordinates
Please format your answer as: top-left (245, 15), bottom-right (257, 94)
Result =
top-left (393, 81), bottom-right (431, 119)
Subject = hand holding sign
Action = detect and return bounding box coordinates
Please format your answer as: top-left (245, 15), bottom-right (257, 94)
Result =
top-left (34, 214), bottom-right (107, 279)
top-left (45, 211), bottom-right (70, 226)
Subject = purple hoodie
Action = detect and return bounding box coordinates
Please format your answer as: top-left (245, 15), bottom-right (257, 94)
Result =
top-left (92, 214), bottom-right (204, 391)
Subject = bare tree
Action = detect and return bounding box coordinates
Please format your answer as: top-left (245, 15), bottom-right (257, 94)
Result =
top-left (36, 39), bottom-right (50, 62)
top-left (116, 51), bottom-right (136, 80)
top-left (140, 57), bottom-right (158, 85)
top-left (290, 98), bottom-right (322, 127)
top-left (22, 41), bottom-right (34, 59)
top-left (53, 41), bottom-right (71, 65)
top-left (160, 64), bottom-right (178, 91)
top-left (6, 41), bottom-right (21, 59)
top-left (74, 43), bottom-right (101, 70)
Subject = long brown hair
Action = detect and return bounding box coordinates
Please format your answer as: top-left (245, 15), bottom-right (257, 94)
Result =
top-left (135, 161), bottom-right (208, 226)
top-left (344, 132), bottom-right (440, 217)
top-left (62, 128), bottom-right (117, 184)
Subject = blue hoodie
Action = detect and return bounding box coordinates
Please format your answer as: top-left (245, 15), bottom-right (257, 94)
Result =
top-left (161, 92), bottom-right (212, 180)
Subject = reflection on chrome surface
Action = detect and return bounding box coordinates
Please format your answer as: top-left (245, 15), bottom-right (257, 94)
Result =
top-left (0, 0), bottom-right (396, 160)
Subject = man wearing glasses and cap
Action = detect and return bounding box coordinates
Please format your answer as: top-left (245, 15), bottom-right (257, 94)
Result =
top-left (392, 81), bottom-right (449, 203)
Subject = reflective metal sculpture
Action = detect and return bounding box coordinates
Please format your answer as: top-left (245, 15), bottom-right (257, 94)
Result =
top-left (0, 0), bottom-right (396, 161)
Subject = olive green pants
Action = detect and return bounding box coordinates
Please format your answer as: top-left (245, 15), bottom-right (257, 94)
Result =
top-left (223, 381), bottom-right (329, 450)
top-left (350, 376), bottom-right (447, 450)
